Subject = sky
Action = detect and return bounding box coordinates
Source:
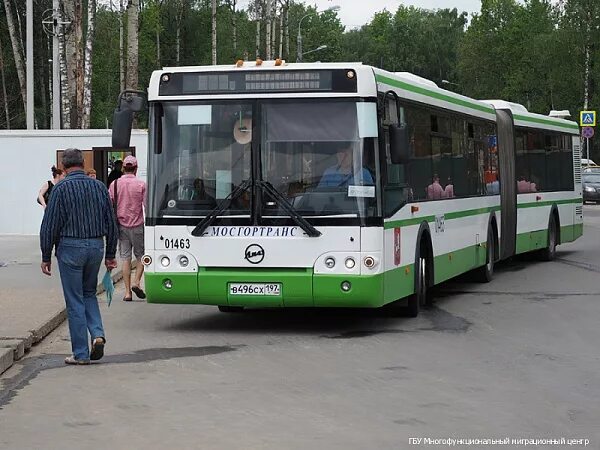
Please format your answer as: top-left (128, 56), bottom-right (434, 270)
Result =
top-left (238, 1), bottom-right (483, 29)
top-left (310, 0), bottom-right (482, 28)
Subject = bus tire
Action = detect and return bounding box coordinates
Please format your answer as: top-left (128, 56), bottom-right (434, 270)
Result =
top-left (540, 215), bottom-right (558, 261)
top-left (407, 240), bottom-right (432, 318)
top-left (474, 227), bottom-right (495, 283)
top-left (218, 305), bottom-right (244, 313)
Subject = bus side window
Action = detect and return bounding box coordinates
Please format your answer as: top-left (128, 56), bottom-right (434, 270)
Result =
top-left (383, 94), bottom-right (410, 216)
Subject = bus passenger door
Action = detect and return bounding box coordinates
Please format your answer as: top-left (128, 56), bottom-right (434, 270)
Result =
top-left (496, 109), bottom-right (516, 259)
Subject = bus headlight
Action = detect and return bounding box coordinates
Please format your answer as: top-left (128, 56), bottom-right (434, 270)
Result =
top-left (325, 257), bottom-right (336, 268)
top-left (345, 257), bottom-right (356, 269)
top-left (179, 255), bottom-right (189, 267)
top-left (160, 256), bottom-right (171, 267)
top-left (585, 186), bottom-right (595, 192)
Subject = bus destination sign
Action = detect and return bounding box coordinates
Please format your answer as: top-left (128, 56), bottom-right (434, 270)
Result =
top-left (159, 69), bottom-right (357, 96)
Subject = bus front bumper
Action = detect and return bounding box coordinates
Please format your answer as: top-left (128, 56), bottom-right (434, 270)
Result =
top-left (144, 268), bottom-right (386, 308)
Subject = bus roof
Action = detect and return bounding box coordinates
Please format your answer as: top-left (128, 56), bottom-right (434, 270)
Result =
top-left (372, 67), bottom-right (498, 121)
top-left (482, 100), bottom-right (579, 134)
top-left (148, 62), bottom-right (580, 133)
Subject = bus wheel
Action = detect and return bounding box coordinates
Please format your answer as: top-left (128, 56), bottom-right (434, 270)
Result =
top-left (407, 248), bottom-right (431, 318)
top-left (474, 228), bottom-right (495, 283)
top-left (218, 305), bottom-right (244, 313)
top-left (540, 216), bottom-right (558, 261)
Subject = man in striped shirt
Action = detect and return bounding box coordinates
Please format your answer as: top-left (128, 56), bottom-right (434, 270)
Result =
top-left (40, 148), bottom-right (118, 365)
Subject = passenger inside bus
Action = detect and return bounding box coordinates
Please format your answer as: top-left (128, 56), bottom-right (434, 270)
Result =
top-left (444, 177), bottom-right (454, 198)
top-left (517, 175), bottom-right (537, 193)
top-left (426, 174), bottom-right (444, 199)
top-left (190, 178), bottom-right (208, 200)
top-left (317, 143), bottom-right (374, 188)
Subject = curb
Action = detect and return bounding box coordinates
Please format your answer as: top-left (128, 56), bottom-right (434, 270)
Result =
top-left (0, 348), bottom-right (14, 375)
top-left (0, 266), bottom-right (128, 376)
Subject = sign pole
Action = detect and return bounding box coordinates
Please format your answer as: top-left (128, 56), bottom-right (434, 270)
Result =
top-left (587, 137), bottom-right (590, 164)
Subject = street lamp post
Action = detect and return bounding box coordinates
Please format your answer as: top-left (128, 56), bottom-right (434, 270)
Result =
top-left (441, 79), bottom-right (460, 93)
top-left (300, 45), bottom-right (328, 59)
top-left (441, 79), bottom-right (459, 87)
top-left (296, 5), bottom-right (340, 63)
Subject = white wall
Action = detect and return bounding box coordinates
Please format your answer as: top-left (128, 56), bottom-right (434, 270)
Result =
top-left (0, 129), bottom-right (148, 235)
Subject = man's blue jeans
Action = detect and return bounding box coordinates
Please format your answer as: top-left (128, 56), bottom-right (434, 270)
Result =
top-left (57, 238), bottom-right (105, 360)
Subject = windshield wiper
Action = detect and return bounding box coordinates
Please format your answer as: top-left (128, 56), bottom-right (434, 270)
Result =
top-left (191, 179), bottom-right (251, 237)
top-left (259, 181), bottom-right (321, 237)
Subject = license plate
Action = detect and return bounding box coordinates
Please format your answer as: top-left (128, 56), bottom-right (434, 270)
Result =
top-left (229, 283), bottom-right (281, 296)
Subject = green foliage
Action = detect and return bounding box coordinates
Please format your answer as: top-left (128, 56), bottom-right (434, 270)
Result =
top-left (1, 0), bottom-right (599, 160)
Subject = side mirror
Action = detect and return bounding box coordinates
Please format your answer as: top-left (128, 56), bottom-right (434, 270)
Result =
top-left (111, 90), bottom-right (145, 149)
top-left (112, 108), bottom-right (134, 149)
top-left (120, 93), bottom-right (144, 112)
top-left (389, 124), bottom-right (410, 164)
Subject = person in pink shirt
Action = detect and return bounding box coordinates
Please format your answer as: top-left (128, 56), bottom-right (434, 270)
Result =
top-left (426, 174), bottom-right (444, 200)
top-left (443, 177), bottom-right (454, 198)
top-left (109, 155), bottom-right (146, 302)
top-left (517, 175), bottom-right (536, 193)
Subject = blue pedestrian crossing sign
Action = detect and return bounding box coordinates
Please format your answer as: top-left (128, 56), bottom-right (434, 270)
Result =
top-left (580, 110), bottom-right (596, 127)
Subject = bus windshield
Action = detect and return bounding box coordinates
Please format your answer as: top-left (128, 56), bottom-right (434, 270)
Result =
top-left (149, 99), bottom-right (381, 220)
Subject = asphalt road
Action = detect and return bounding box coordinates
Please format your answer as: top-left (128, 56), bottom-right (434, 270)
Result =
top-left (2, 209), bottom-right (600, 450)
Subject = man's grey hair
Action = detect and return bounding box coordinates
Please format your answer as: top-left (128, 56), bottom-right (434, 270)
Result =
top-left (62, 148), bottom-right (84, 169)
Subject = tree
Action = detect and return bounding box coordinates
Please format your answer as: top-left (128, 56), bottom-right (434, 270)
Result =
top-left (2, 0), bottom-right (27, 116)
top-left (59, 16), bottom-right (71, 128)
top-left (126, 0), bottom-right (139, 90)
top-left (224, 0), bottom-right (237, 56)
top-left (119, 0), bottom-right (125, 91)
top-left (212, 0), bottom-right (217, 64)
top-left (458, 0), bottom-right (522, 101)
top-left (82, 0), bottom-right (97, 128)
top-left (0, 34), bottom-right (10, 128)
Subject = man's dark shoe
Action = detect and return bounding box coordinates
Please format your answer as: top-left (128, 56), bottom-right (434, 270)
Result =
top-left (131, 286), bottom-right (146, 299)
top-left (123, 297), bottom-right (132, 302)
top-left (90, 337), bottom-right (105, 361)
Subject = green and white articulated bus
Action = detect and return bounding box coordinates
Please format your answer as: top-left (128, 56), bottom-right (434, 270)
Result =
top-left (112, 61), bottom-right (582, 317)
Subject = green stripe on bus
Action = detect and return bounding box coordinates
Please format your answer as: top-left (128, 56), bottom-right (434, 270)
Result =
top-left (375, 74), bottom-right (579, 132)
top-left (513, 114), bottom-right (579, 132)
top-left (384, 215), bottom-right (436, 229)
top-left (517, 197), bottom-right (582, 209)
top-left (375, 74), bottom-right (496, 115)
top-left (444, 206), bottom-right (501, 220)
top-left (384, 198), bottom-right (580, 229)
